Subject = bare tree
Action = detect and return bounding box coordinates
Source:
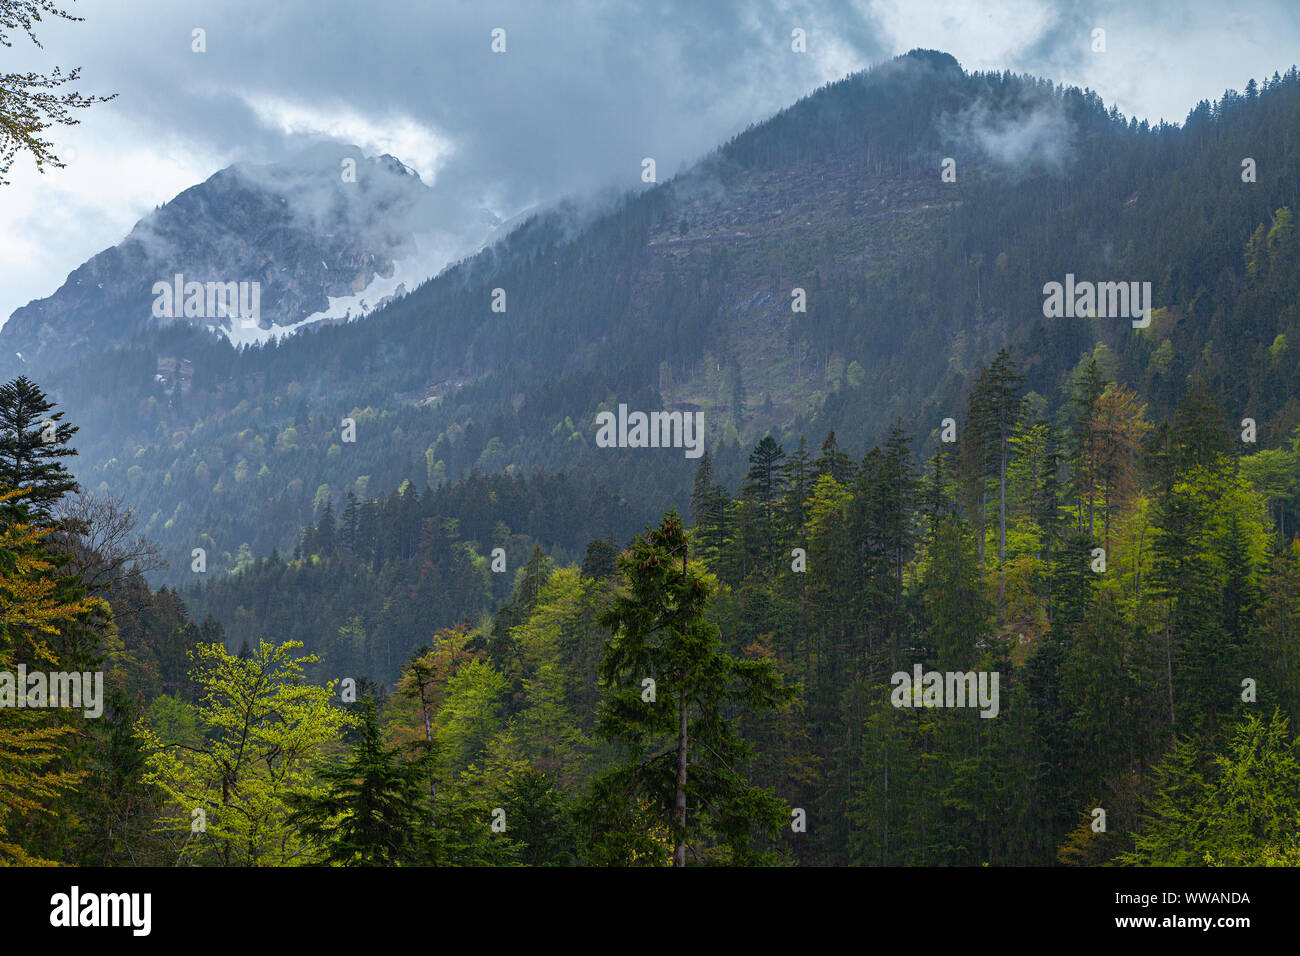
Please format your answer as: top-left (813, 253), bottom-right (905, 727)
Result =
top-left (53, 490), bottom-right (164, 594)
top-left (1, 0), bottom-right (116, 185)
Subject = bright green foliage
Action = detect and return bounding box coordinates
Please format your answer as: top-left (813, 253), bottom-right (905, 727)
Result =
top-left (436, 659), bottom-right (509, 770)
top-left (1125, 711), bottom-right (1300, 866)
top-left (134, 640), bottom-right (353, 865)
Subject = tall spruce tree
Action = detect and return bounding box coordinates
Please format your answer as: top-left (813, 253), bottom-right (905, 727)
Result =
top-left (815, 429), bottom-right (855, 484)
top-left (689, 451), bottom-right (729, 567)
top-left (965, 350), bottom-right (1026, 579)
top-left (591, 510), bottom-right (793, 865)
top-left (287, 698), bottom-right (437, 866)
top-left (741, 435), bottom-right (786, 554)
top-left (0, 377), bottom-right (79, 522)
top-left (778, 436), bottom-right (814, 535)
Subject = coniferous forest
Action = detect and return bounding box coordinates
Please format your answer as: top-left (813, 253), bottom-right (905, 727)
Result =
top-left (2, 6), bottom-right (1300, 936)
top-left (5, 350), bottom-right (1300, 868)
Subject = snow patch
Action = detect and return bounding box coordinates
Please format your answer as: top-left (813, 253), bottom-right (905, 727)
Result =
top-left (216, 231), bottom-right (471, 347)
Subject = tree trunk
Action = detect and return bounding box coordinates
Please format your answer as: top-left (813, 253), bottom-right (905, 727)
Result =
top-left (420, 682), bottom-right (436, 799)
top-left (999, 439), bottom-right (1008, 566)
top-left (674, 693), bottom-right (688, 867)
top-left (882, 738), bottom-right (889, 866)
top-left (998, 438), bottom-right (1008, 601)
top-left (1165, 610), bottom-right (1176, 746)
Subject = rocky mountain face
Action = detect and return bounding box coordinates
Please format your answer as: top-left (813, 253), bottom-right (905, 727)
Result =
top-left (1, 144), bottom-right (499, 376)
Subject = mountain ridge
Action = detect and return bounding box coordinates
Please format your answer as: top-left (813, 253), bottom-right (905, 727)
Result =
top-left (7, 50), bottom-right (1299, 588)
top-left (1, 144), bottom-right (499, 371)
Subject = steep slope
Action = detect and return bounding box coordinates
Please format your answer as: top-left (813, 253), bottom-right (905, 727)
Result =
top-left (1, 144), bottom-right (499, 372)
top-left (16, 50), bottom-right (1300, 589)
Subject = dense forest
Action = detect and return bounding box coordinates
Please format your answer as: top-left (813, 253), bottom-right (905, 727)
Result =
top-left (3, 46), bottom-right (1300, 870)
top-left (4, 334), bottom-right (1298, 864)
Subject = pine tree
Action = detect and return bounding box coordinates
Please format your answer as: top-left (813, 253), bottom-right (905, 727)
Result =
top-left (921, 513), bottom-right (992, 668)
top-left (591, 511), bottom-right (793, 865)
top-left (741, 435), bottom-right (786, 514)
top-left (340, 491), bottom-right (361, 554)
top-left (741, 435), bottom-right (786, 553)
top-left (689, 452), bottom-right (728, 567)
top-left (580, 536), bottom-right (619, 579)
top-left (1065, 357), bottom-right (1106, 533)
top-left (0, 377), bottom-right (79, 522)
top-left (1145, 385), bottom-right (1233, 493)
top-left (964, 350), bottom-right (1026, 578)
top-left (690, 450), bottom-right (717, 527)
top-left (815, 430), bottom-right (854, 484)
top-left (316, 500), bottom-right (337, 556)
top-left (500, 768), bottom-right (577, 865)
top-left (778, 436), bottom-right (813, 534)
top-left (287, 698), bottom-right (437, 865)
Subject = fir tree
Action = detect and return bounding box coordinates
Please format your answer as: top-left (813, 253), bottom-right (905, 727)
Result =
top-left (288, 698), bottom-right (437, 866)
top-left (591, 510), bottom-right (794, 865)
top-left (0, 377), bottom-right (79, 521)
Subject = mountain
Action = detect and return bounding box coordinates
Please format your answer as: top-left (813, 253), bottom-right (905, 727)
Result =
top-left (9, 50), bottom-right (1300, 598)
top-left (11, 27), bottom-right (1300, 873)
top-left (0, 144), bottom-right (500, 373)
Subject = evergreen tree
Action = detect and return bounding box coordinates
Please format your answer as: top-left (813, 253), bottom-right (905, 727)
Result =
top-left (689, 451), bottom-right (729, 567)
top-left (741, 435), bottom-right (786, 552)
top-left (1065, 357), bottom-right (1106, 533)
top-left (742, 435), bottom-right (786, 509)
top-left (778, 436), bottom-right (814, 534)
top-left (965, 350), bottom-right (1026, 577)
top-left (0, 377), bottom-right (79, 521)
top-left (590, 511), bottom-right (793, 865)
top-left (340, 491), bottom-right (361, 554)
top-left (815, 429), bottom-right (854, 484)
top-left (580, 536), bottom-right (619, 579)
top-left (288, 698), bottom-right (437, 866)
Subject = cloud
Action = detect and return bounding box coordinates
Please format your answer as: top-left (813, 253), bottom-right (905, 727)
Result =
top-left (937, 88), bottom-right (1073, 177)
top-left (2, 0), bottom-right (888, 324)
top-left (242, 97), bottom-right (455, 185)
top-left (3, 0), bottom-right (1299, 326)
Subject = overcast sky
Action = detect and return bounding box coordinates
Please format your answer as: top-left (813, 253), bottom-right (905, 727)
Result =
top-left (3, 0), bottom-right (1298, 325)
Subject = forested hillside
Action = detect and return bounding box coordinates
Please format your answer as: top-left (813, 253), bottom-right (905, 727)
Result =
top-left (5, 343), bottom-right (1299, 864)
top-left (23, 50), bottom-right (1300, 585)
top-left (185, 199), bottom-right (1300, 692)
top-left (4, 45), bottom-right (1300, 870)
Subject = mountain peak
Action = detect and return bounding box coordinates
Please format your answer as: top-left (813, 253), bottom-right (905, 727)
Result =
top-left (899, 48), bottom-right (964, 74)
top-left (1, 146), bottom-right (493, 374)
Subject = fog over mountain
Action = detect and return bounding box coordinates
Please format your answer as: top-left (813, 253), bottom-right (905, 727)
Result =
top-left (1, 145), bottom-right (500, 374)
top-left (5, 0), bottom-right (1299, 328)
